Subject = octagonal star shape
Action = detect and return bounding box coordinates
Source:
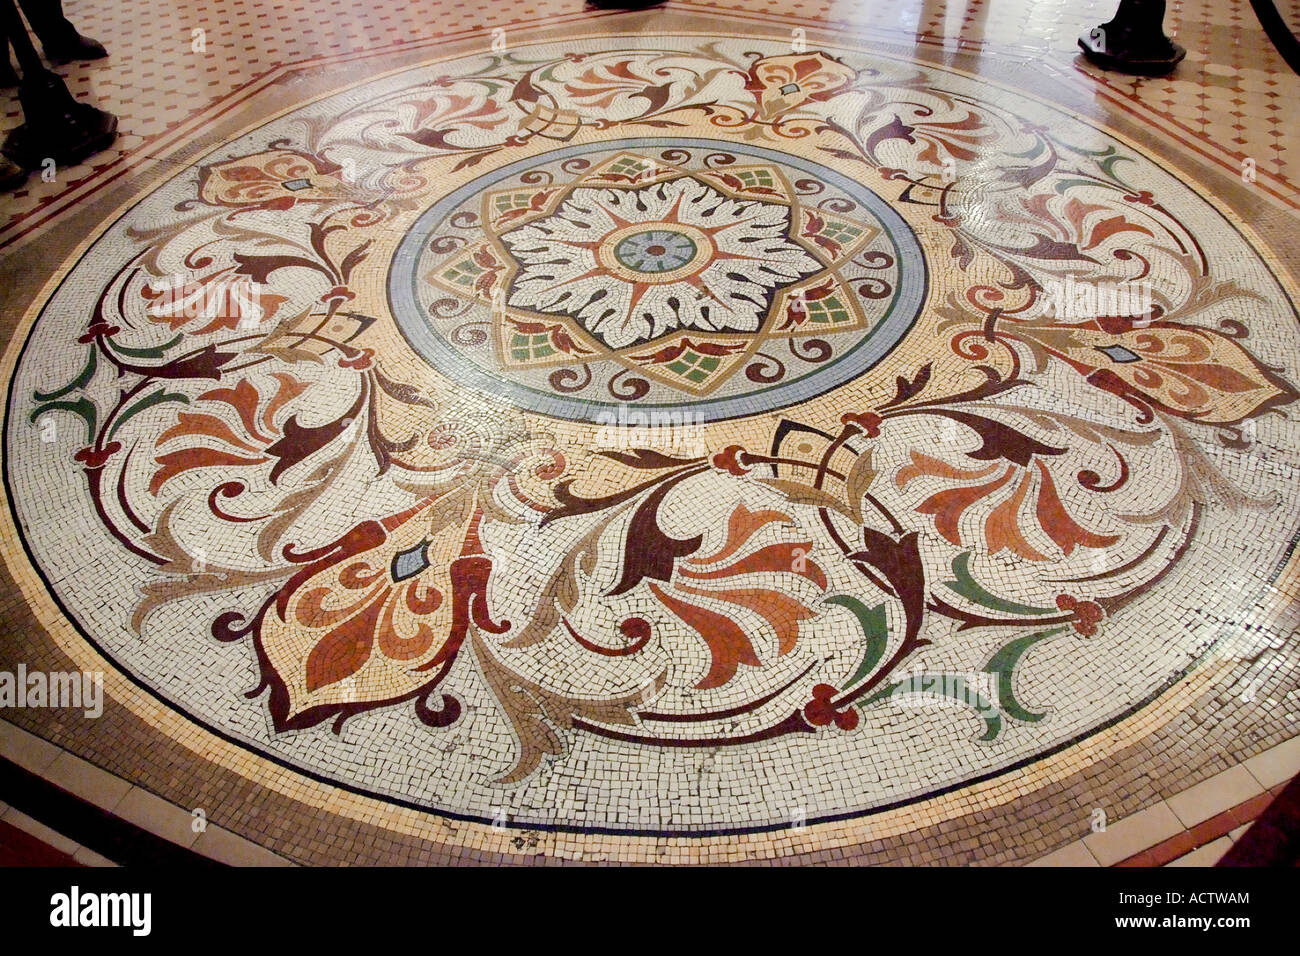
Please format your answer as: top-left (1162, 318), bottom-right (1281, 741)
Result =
top-left (428, 152), bottom-right (883, 395)
top-left (501, 175), bottom-right (822, 348)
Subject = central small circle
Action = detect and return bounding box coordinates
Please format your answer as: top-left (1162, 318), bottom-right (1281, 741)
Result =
top-left (613, 229), bottom-right (698, 274)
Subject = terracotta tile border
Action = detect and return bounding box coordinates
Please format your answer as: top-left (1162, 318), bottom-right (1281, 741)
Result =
top-left (1114, 786), bottom-right (1288, 867)
top-left (1030, 733), bottom-right (1300, 868)
top-left (1218, 772), bottom-right (1300, 866)
top-left (0, 817), bottom-right (84, 866)
top-left (0, 720), bottom-right (282, 866)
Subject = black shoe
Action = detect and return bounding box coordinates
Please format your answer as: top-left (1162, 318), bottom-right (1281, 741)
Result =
top-left (0, 61), bottom-right (18, 88)
top-left (0, 156), bottom-right (28, 191)
top-left (43, 33), bottom-right (109, 64)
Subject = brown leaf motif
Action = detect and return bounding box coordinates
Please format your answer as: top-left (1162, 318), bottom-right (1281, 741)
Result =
top-left (252, 491), bottom-right (508, 732)
top-left (898, 449), bottom-right (1119, 561)
top-left (648, 505), bottom-right (827, 689)
top-left (197, 149), bottom-right (348, 211)
top-left (1037, 319), bottom-right (1298, 425)
top-left (744, 52), bottom-right (856, 120)
top-left (149, 374), bottom-right (314, 495)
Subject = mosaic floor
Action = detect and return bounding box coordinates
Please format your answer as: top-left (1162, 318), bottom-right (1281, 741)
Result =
top-left (1, 1), bottom-right (1299, 865)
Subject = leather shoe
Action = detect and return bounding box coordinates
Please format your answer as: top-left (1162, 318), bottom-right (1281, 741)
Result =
top-left (43, 33), bottom-right (109, 63)
top-left (0, 156), bottom-right (28, 192)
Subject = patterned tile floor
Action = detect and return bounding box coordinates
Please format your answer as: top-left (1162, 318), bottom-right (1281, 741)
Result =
top-left (0, 0), bottom-right (1298, 865)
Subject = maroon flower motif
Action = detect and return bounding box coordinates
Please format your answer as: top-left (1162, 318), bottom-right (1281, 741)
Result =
top-left (152, 345), bottom-right (237, 381)
top-left (321, 286), bottom-right (356, 304)
top-left (840, 411), bottom-right (883, 437)
top-left (804, 683), bottom-right (859, 731)
top-left (712, 444), bottom-right (752, 476)
top-left (1056, 594), bottom-right (1104, 637)
top-left (74, 442), bottom-right (122, 469)
top-left (339, 347), bottom-right (374, 370)
top-left (78, 321), bottom-right (120, 343)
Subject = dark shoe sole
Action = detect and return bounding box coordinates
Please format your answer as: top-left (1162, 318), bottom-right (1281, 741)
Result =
top-left (2, 105), bottom-right (118, 171)
top-left (1078, 34), bottom-right (1186, 77)
top-left (0, 157), bottom-right (28, 191)
top-left (43, 41), bottom-right (109, 64)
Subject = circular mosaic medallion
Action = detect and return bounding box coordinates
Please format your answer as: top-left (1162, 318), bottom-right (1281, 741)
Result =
top-left (389, 137), bottom-right (924, 423)
top-left (611, 228), bottom-right (700, 274)
top-left (4, 36), bottom-right (1300, 841)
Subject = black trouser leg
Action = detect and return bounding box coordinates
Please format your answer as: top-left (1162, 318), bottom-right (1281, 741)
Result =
top-left (15, 0), bottom-right (77, 48)
top-left (0, 12), bottom-right (17, 81)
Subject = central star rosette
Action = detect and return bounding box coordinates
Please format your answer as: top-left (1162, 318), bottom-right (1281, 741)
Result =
top-left (429, 152), bottom-right (881, 395)
top-left (502, 174), bottom-right (819, 348)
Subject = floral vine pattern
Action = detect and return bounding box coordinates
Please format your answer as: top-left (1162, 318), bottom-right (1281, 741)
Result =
top-left (10, 39), bottom-right (1299, 827)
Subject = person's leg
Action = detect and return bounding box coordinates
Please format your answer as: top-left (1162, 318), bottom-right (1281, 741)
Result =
top-left (15, 0), bottom-right (75, 46)
top-left (0, 22), bottom-right (16, 87)
top-left (0, 19), bottom-right (17, 87)
top-left (16, 0), bottom-right (106, 61)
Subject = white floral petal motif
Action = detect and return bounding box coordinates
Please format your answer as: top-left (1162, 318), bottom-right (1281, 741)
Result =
top-left (571, 281), bottom-right (642, 347)
top-left (495, 165), bottom-right (825, 348)
top-left (643, 283), bottom-right (750, 341)
top-left (676, 180), bottom-right (779, 226)
top-left (535, 189), bottom-right (621, 239)
top-left (694, 266), bottom-right (773, 325)
top-left (512, 267), bottom-right (635, 340)
top-left (503, 237), bottom-right (604, 310)
top-left (590, 183), bottom-right (676, 222)
top-left (503, 225), bottom-right (600, 281)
